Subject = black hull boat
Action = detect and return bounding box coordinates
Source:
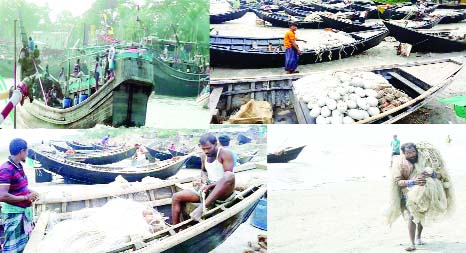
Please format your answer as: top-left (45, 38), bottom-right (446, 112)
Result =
top-left (65, 147), bottom-right (137, 165)
top-left (320, 14), bottom-right (441, 32)
top-left (267, 145), bottom-right (306, 163)
top-left (28, 148), bottom-right (189, 184)
top-left (438, 11), bottom-right (466, 24)
top-left (146, 146), bottom-right (174, 161)
top-left (66, 141), bottom-right (101, 150)
top-left (210, 8), bottom-right (249, 24)
top-left (210, 29), bottom-right (389, 68)
top-left (383, 21), bottom-right (466, 52)
top-left (252, 9), bottom-right (323, 29)
top-left (379, 5), bottom-right (438, 20)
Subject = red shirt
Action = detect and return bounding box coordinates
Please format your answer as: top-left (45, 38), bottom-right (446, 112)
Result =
top-left (0, 159), bottom-right (31, 208)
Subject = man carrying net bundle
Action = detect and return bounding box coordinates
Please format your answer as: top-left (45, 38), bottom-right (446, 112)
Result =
top-left (171, 133), bottom-right (236, 224)
top-left (385, 142), bottom-right (455, 252)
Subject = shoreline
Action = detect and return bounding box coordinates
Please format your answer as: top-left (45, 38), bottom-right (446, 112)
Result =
top-left (269, 174), bottom-right (466, 253)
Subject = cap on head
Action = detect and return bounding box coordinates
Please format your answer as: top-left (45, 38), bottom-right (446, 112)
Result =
top-left (218, 135), bottom-right (231, 146)
top-left (9, 138), bottom-right (28, 156)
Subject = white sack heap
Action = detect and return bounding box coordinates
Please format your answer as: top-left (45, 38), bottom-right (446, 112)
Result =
top-left (293, 71), bottom-right (412, 124)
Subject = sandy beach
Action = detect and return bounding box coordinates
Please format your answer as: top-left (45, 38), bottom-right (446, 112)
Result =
top-left (268, 125), bottom-right (466, 253)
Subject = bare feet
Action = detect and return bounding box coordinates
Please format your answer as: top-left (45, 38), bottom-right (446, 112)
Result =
top-left (190, 206), bottom-right (203, 221)
top-left (405, 245), bottom-right (416, 251)
top-left (416, 238), bottom-right (425, 245)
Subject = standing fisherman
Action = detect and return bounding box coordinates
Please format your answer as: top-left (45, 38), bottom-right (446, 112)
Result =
top-left (0, 138), bottom-right (39, 253)
top-left (284, 23), bottom-right (306, 74)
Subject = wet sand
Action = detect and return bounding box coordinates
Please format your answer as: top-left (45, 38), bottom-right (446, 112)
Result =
top-left (269, 177), bottom-right (466, 253)
top-left (210, 12), bottom-right (466, 123)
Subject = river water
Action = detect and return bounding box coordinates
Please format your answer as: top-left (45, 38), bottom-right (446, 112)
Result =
top-left (210, 11), bottom-right (466, 123)
top-left (0, 78), bottom-right (210, 129)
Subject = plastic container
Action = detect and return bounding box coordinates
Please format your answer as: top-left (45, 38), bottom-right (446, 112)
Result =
top-left (250, 198), bottom-right (267, 230)
top-left (73, 97), bottom-right (79, 106)
top-left (63, 97), bottom-right (72, 108)
top-left (79, 94), bottom-right (89, 103)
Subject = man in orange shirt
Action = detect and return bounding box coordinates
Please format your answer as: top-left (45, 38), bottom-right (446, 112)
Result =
top-left (284, 23), bottom-right (307, 74)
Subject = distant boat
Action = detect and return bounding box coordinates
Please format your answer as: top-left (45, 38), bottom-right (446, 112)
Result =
top-left (267, 145), bottom-right (306, 163)
top-left (28, 148), bottom-right (189, 184)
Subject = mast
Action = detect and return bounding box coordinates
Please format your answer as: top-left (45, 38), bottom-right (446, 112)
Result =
top-left (13, 19), bottom-right (17, 129)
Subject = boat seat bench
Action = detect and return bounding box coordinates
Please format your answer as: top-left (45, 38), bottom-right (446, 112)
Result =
top-left (387, 71), bottom-right (426, 95)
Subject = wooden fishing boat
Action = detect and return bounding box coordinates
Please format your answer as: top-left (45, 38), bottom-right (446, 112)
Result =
top-left (434, 3), bottom-right (466, 9)
top-left (307, 1), bottom-right (353, 13)
top-left (210, 8), bottom-right (249, 24)
top-left (25, 183), bottom-right (266, 253)
top-left (168, 149), bottom-right (189, 157)
top-left (210, 29), bottom-right (388, 68)
top-left (320, 14), bottom-right (441, 32)
top-left (282, 4), bottom-right (313, 17)
top-left (383, 21), bottom-right (466, 52)
top-left (437, 11), bottom-right (466, 24)
top-left (17, 46), bottom-right (155, 128)
top-left (64, 147), bottom-right (137, 165)
top-left (66, 141), bottom-right (100, 151)
top-left (267, 145), bottom-right (306, 163)
top-left (152, 56), bottom-right (209, 97)
top-left (146, 146), bottom-right (173, 161)
top-left (28, 148), bottom-right (190, 184)
top-left (320, 14), bottom-right (383, 32)
top-left (238, 150), bottom-right (259, 164)
top-left (210, 58), bottom-right (463, 124)
top-left (252, 9), bottom-right (323, 28)
top-left (378, 5), bottom-right (438, 20)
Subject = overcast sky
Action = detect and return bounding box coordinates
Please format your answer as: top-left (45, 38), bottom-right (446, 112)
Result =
top-left (26, 0), bottom-right (96, 21)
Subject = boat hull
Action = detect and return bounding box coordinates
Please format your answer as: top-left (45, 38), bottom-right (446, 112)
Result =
top-left (28, 149), bottom-right (188, 184)
top-left (383, 21), bottom-right (466, 52)
top-left (210, 9), bottom-right (249, 24)
top-left (17, 56), bottom-right (154, 128)
top-left (153, 57), bottom-right (208, 97)
top-left (210, 29), bottom-right (389, 68)
top-left (267, 145), bottom-right (306, 163)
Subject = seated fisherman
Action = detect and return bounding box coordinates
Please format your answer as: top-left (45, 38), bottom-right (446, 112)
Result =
top-left (72, 59), bottom-right (84, 78)
top-left (171, 133), bottom-right (235, 224)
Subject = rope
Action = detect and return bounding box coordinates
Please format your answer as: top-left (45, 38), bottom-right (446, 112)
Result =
top-left (31, 58), bottom-right (48, 105)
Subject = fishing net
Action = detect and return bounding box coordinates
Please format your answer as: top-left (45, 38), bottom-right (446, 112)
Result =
top-left (228, 99), bottom-right (273, 124)
top-left (37, 198), bottom-right (168, 253)
top-left (384, 142), bottom-right (455, 226)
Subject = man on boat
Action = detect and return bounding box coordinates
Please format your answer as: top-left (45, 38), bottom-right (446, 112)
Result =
top-left (133, 144), bottom-right (155, 163)
top-left (284, 23), bottom-right (306, 74)
top-left (391, 135), bottom-right (401, 165)
top-left (171, 133), bottom-right (235, 224)
top-left (94, 56), bottom-right (101, 90)
top-left (33, 45), bottom-right (40, 60)
top-left (180, 144), bottom-right (189, 154)
top-left (385, 142), bottom-right (454, 251)
top-left (218, 135), bottom-right (239, 168)
top-left (58, 67), bottom-right (65, 83)
top-left (101, 134), bottom-right (110, 149)
top-left (28, 37), bottom-right (34, 53)
top-left (0, 138), bottom-right (39, 253)
top-left (73, 59), bottom-right (83, 79)
top-left (168, 143), bottom-right (176, 151)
